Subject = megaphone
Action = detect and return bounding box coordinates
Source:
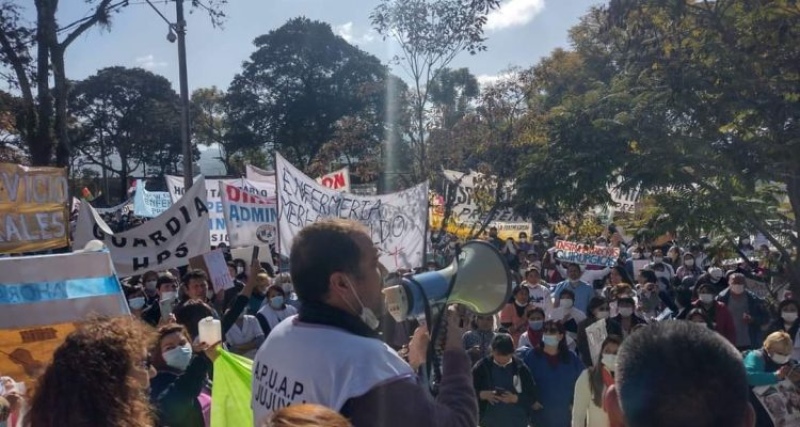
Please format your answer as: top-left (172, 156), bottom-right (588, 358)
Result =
top-left (383, 240), bottom-right (512, 322)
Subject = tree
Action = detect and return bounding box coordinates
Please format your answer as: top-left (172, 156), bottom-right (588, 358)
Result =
top-left (516, 2), bottom-right (800, 288)
top-left (371, 0), bottom-right (500, 184)
top-left (227, 17), bottom-right (391, 171)
top-left (426, 67), bottom-right (480, 171)
top-left (0, 0), bottom-right (226, 167)
top-left (69, 67), bottom-right (184, 198)
top-left (191, 86), bottom-right (257, 175)
top-left (433, 68), bottom-right (534, 241)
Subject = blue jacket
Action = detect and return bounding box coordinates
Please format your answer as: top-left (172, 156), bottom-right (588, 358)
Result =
top-left (517, 347), bottom-right (584, 427)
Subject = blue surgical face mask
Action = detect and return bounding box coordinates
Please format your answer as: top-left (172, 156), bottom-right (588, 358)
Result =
top-left (128, 297), bottom-right (146, 310)
top-left (542, 334), bottom-right (560, 347)
top-left (162, 344), bottom-right (192, 371)
top-left (270, 296), bottom-right (285, 309)
top-left (528, 320), bottom-right (544, 330)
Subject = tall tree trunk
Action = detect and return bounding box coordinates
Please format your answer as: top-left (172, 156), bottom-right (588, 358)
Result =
top-left (51, 44), bottom-right (70, 168)
top-left (31, 0), bottom-right (57, 166)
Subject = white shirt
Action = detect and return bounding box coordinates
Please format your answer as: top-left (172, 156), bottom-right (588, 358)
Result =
top-left (524, 281), bottom-right (553, 315)
top-left (557, 265), bottom-right (611, 284)
top-left (572, 369), bottom-right (611, 427)
top-left (225, 315), bottom-right (264, 358)
top-left (257, 304), bottom-right (298, 330)
top-left (251, 316), bottom-right (415, 424)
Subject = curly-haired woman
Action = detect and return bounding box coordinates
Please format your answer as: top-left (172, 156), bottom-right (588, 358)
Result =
top-left (25, 316), bottom-right (155, 427)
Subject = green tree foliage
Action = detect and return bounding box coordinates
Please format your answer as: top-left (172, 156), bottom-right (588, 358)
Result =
top-left (69, 67), bottom-right (185, 197)
top-left (0, 0), bottom-right (226, 167)
top-left (517, 1), bottom-right (800, 284)
top-left (371, 0), bottom-right (500, 183)
top-left (227, 17), bottom-right (391, 171)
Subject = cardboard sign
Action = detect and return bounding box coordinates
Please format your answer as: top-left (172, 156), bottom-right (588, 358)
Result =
top-left (554, 240), bottom-right (620, 267)
top-left (0, 163), bottom-right (69, 253)
top-left (585, 318), bottom-right (608, 365)
top-left (189, 249), bottom-right (234, 293)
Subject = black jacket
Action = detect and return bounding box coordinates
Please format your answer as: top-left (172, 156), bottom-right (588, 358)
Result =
top-left (472, 355), bottom-right (538, 418)
top-left (150, 355), bottom-right (211, 427)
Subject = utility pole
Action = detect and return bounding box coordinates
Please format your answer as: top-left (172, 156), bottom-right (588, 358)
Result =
top-left (175, 0), bottom-right (193, 190)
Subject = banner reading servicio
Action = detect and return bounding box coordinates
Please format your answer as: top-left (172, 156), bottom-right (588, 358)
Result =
top-left (0, 163), bottom-right (69, 253)
top-left (276, 153), bottom-right (427, 270)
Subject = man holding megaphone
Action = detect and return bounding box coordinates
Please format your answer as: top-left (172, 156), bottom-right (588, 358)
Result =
top-left (251, 219), bottom-right (480, 427)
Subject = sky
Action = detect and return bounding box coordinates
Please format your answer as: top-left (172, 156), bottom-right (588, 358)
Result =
top-left (48, 0), bottom-right (601, 91)
top-left (15, 0), bottom-right (601, 176)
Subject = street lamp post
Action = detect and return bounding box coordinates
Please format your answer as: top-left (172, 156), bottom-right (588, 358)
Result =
top-left (146, 0), bottom-right (193, 190)
top-left (174, 0), bottom-right (193, 190)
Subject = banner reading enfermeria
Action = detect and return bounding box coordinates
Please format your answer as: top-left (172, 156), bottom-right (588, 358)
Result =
top-left (275, 153), bottom-right (427, 270)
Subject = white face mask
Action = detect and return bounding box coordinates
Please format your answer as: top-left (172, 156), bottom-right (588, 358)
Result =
top-left (771, 353), bottom-right (791, 365)
top-left (560, 299), bottom-right (574, 309)
top-left (653, 256), bottom-right (663, 263)
top-left (145, 280), bottom-right (158, 291)
top-left (684, 259), bottom-right (695, 266)
top-left (601, 353), bottom-right (617, 372)
top-left (344, 277), bottom-right (380, 330)
top-left (595, 310), bottom-right (610, 319)
top-left (782, 312), bottom-right (799, 323)
top-left (162, 344), bottom-right (193, 371)
top-left (618, 307), bottom-right (634, 317)
top-left (206, 289), bottom-right (214, 300)
top-left (161, 291), bottom-right (177, 301)
top-left (698, 294), bottom-right (714, 304)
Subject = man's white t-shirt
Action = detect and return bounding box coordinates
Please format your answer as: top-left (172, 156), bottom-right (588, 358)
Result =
top-left (251, 315), bottom-right (416, 425)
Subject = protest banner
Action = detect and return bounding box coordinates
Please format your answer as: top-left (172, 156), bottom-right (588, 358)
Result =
top-left (245, 164), bottom-right (277, 185)
top-left (220, 182), bottom-right (277, 248)
top-left (0, 163), bottom-right (69, 253)
top-left (166, 176), bottom-right (276, 245)
top-left (489, 221), bottom-right (532, 240)
top-left (554, 240), bottom-right (621, 267)
top-left (73, 178), bottom-right (211, 276)
top-left (316, 167), bottom-right (350, 191)
top-left (189, 249), bottom-right (234, 293)
top-left (276, 153), bottom-right (428, 270)
top-left (133, 179), bottom-right (173, 218)
top-left (95, 199), bottom-right (134, 216)
top-left (442, 169), bottom-right (522, 224)
top-left (753, 379), bottom-right (800, 427)
top-left (0, 250), bottom-right (129, 381)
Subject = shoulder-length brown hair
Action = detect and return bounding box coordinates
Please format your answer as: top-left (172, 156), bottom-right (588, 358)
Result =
top-left (26, 316), bottom-right (154, 427)
top-left (261, 403), bottom-right (352, 427)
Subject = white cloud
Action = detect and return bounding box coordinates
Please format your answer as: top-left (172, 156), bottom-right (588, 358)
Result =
top-left (135, 54), bottom-right (167, 69)
top-left (476, 71), bottom-right (515, 87)
top-left (485, 0), bottom-right (546, 31)
top-left (333, 22), bottom-right (376, 45)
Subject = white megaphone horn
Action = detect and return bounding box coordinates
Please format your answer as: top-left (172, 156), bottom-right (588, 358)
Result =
top-left (383, 240), bottom-right (512, 322)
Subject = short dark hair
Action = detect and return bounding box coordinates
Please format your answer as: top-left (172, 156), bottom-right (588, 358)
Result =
top-left (639, 269), bottom-right (657, 284)
top-left (616, 321), bottom-right (750, 427)
top-left (491, 334), bottom-right (515, 355)
top-left (174, 300), bottom-right (214, 340)
top-left (290, 219), bottom-right (368, 303)
top-left (559, 288), bottom-right (576, 300)
top-left (183, 269), bottom-right (208, 284)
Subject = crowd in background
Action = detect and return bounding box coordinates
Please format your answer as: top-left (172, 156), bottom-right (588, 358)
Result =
top-left (1, 221), bottom-right (798, 427)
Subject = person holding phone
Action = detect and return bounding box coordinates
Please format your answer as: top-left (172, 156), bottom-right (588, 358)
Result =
top-left (472, 334), bottom-right (537, 427)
